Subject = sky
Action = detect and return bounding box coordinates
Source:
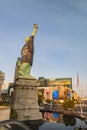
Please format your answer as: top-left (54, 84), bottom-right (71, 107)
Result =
top-left (0, 0), bottom-right (87, 97)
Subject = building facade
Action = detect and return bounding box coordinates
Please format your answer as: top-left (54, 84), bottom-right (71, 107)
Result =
top-left (37, 77), bottom-right (79, 104)
top-left (0, 71), bottom-right (5, 92)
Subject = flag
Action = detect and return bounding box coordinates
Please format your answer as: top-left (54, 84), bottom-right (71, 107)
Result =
top-left (77, 73), bottom-right (79, 87)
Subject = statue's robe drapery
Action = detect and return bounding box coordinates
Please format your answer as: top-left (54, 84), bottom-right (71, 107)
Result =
top-left (21, 36), bottom-right (34, 65)
top-left (14, 36), bottom-right (35, 79)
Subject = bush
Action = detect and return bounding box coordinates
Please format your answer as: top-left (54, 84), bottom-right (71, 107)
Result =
top-left (62, 99), bottom-right (75, 109)
top-left (10, 105), bottom-right (18, 119)
top-left (38, 95), bottom-right (43, 105)
top-left (0, 97), bottom-right (18, 119)
top-left (45, 99), bottom-right (52, 104)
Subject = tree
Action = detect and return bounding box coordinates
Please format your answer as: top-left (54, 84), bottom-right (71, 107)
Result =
top-left (62, 99), bottom-right (75, 109)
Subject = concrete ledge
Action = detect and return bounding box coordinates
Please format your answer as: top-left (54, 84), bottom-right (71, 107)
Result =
top-left (0, 106), bottom-right (10, 121)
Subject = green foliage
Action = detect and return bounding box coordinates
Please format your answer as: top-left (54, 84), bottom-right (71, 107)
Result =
top-left (62, 99), bottom-right (75, 109)
top-left (0, 99), bottom-right (9, 106)
top-left (45, 99), bottom-right (52, 104)
top-left (74, 99), bottom-right (79, 104)
top-left (52, 100), bottom-right (58, 106)
top-left (10, 105), bottom-right (18, 119)
top-left (38, 95), bottom-right (43, 105)
top-left (0, 94), bottom-right (18, 119)
top-left (38, 89), bottom-right (44, 105)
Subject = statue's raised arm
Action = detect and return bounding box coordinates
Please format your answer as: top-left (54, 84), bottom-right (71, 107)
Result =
top-left (25, 24), bottom-right (38, 43)
top-left (21, 24), bottom-right (38, 65)
top-left (32, 24), bottom-right (38, 36)
top-left (14, 24), bottom-right (38, 80)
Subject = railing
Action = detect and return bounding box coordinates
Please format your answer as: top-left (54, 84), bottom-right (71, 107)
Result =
top-left (39, 104), bottom-right (87, 119)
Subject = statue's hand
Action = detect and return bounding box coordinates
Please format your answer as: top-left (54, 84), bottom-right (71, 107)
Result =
top-left (33, 24), bottom-right (38, 29)
top-left (32, 24), bottom-right (38, 36)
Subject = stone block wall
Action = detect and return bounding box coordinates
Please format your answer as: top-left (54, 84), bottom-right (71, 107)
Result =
top-left (13, 78), bottom-right (42, 121)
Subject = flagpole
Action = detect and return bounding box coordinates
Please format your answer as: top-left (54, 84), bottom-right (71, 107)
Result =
top-left (77, 73), bottom-right (83, 117)
top-left (77, 73), bottom-right (80, 97)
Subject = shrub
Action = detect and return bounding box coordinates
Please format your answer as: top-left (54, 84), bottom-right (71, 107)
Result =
top-left (62, 99), bottom-right (75, 109)
top-left (10, 105), bottom-right (18, 119)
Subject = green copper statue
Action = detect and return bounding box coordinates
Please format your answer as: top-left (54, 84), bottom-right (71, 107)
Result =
top-left (14, 24), bottom-right (38, 80)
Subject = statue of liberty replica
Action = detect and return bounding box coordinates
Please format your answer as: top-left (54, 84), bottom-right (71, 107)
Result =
top-left (14, 24), bottom-right (38, 80)
top-left (14, 24), bottom-right (42, 121)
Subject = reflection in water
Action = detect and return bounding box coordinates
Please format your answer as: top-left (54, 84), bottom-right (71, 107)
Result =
top-left (53, 113), bottom-right (59, 118)
top-left (25, 112), bottom-right (87, 130)
top-left (43, 112), bottom-right (77, 126)
top-left (38, 112), bottom-right (87, 130)
top-left (63, 115), bottom-right (76, 126)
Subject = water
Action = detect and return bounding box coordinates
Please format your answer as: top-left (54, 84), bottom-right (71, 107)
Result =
top-left (27, 112), bottom-right (87, 130)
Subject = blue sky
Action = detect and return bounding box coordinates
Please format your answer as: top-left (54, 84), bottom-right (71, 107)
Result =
top-left (0, 0), bottom-right (87, 96)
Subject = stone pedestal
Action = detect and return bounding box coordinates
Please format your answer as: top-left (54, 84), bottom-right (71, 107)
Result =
top-left (13, 78), bottom-right (42, 121)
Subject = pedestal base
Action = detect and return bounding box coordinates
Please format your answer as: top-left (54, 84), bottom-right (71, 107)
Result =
top-left (13, 78), bottom-right (42, 121)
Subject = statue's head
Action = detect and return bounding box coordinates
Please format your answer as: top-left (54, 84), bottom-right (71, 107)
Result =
top-left (25, 36), bottom-right (30, 43)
